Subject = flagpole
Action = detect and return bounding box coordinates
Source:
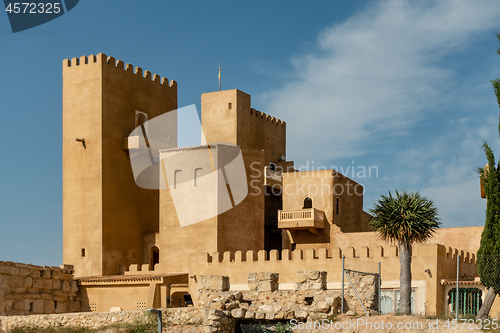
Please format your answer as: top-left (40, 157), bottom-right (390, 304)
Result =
top-left (219, 63), bottom-right (221, 91)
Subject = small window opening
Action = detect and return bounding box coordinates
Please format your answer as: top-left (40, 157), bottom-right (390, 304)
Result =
top-left (303, 197), bottom-right (313, 209)
top-left (336, 197), bottom-right (340, 215)
top-left (194, 168), bottom-right (203, 187)
top-left (228, 103), bottom-right (232, 109)
top-left (54, 301), bottom-right (58, 310)
top-left (174, 170), bottom-right (182, 189)
top-left (135, 111), bottom-right (148, 135)
top-left (269, 162), bottom-right (277, 171)
top-left (81, 248), bottom-right (86, 257)
top-left (150, 246), bottom-right (160, 270)
top-left (29, 302), bottom-right (33, 313)
top-left (305, 297), bottom-right (314, 305)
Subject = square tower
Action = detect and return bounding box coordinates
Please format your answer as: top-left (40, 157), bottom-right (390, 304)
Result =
top-left (201, 89), bottom-right (286, 167)
top-left (62, 53), bottom-right (177, 277)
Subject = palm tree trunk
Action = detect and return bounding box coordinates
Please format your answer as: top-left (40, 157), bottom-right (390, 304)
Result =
top-left (399, 241), bottom-right (412, 315)
top-left (476, 287), bottom-right (497, 319)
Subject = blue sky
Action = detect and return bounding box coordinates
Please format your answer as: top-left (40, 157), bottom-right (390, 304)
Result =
top-left (1, 0), bottom-right (500, 266)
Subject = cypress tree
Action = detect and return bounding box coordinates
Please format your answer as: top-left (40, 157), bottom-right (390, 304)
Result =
top-left (476, 33), bottom-right (500, 319)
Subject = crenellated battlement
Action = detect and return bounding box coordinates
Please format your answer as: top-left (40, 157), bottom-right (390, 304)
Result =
top-left (62, 53), bottom-right (176, 89)
top-left (199, 244), bottom-right (475, 265)
top-left (250, 108), bottom-right (285, 128)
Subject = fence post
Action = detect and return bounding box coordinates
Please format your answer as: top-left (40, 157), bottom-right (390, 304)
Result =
top-left (456, 253), bottom-right (460, 318)
top-left (341, 255), bottom-right (345, 314)
top-left (378, 261), bottom-right (381, 314)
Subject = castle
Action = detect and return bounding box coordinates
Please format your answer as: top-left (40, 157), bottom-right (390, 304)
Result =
top-left (18, 53), bottom-right (495, 317)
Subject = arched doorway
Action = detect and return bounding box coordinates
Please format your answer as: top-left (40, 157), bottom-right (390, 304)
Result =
top-left (303, 197), bottom-right (312, 209)
top-left (149, 246), bottom-right (159, 270)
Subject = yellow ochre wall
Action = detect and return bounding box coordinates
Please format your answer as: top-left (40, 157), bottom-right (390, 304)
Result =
top-left (63, 53), bottom-right (177, 277)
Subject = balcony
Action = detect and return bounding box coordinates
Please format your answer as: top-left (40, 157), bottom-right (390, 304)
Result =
top-left (264, 166), bottom-right (283, 188)
top-left (278, 208), bottom-right (325, 234)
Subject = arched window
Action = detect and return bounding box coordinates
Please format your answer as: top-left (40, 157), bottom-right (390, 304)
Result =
top-left (194, 168), bottom-right (202, 187)
top-left (174, 170), bottom-right (182, 189)
top-left (150, 246), bottom-right (159, 270)
top-left (303, 197), bottom-right (312, 209)
top-left (135, 111), bottom-right (148, 135)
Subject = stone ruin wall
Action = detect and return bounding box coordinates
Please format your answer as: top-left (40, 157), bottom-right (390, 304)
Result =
top-left (0, 271), bottom-right (378, 333)
top-left (0, 261), bottom-right (80, 316)
top-left (196, 271), bottom-right (378, 332)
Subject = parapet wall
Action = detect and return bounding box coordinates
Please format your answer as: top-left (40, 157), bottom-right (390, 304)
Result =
top-left (63, 53), bottom-right (176, 90)
top-left (188, 243), bottom-right (476, 292)
top-left (249, 108), bottom-right (285, 128)
top-left (0, 262), bottom-right (80, 316)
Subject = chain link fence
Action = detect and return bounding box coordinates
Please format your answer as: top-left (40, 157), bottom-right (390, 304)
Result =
top-left (339, 253), bottom-right (500, 317)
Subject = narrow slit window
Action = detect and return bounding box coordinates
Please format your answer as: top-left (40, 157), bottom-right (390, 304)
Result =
top-left (174, 170), bottom-right (182, 189)
top-left (336, 198), bottom-right (340, 215)
top-left (228, 103), bottom-right (232, 109)
top-left (135, 111), bottom-right (148, 135)
top-left (194, 168), bottom-right (203, 187)
top-left (81, 248), bottom-right (86, 257)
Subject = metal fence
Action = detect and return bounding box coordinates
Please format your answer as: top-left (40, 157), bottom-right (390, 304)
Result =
top-left (339, 254), bottom-right (500, 317)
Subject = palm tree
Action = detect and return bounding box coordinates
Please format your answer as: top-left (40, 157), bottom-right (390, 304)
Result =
top-left (370, 191), bottom-right (440, 315)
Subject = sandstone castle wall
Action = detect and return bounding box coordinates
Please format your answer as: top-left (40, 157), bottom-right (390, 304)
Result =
top-left (0, 261), bottom-right (80, 316)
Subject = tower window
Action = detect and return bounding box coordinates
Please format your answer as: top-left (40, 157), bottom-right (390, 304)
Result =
top-left (174, 170), bottom-right (182, 189)
top-left (81, 248), bottom-right (86, 257)
top-left (269, 162), bottom-right (277, 171)
top-left (228, 103), bottom-right (232, 109)
top-left (194, 168), bottom-right (203, 187)
top-left (150, 246), bottom-right (160, 270)
top-left (135, 111), bottom-right (148, 135)
top-left (303, 197), bottom-right (312, 209)
top-left (336, 198), bottom-right (340, 215)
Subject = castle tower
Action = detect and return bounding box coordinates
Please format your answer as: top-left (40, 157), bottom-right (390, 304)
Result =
top-left (201, 89), bottom-right (286, 167)
top-left (62, 53), bottom-right (177, 277)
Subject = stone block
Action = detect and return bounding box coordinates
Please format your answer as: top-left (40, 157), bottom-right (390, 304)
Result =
top-left (23, 277), bottom-right (33, 289)
top-left (247, 272), bottom-right (279, 291)
top-left (315, 301), bottom-right (330, 313)
top-left (255, 312), bottom-right (265, 320)
top-left (244, 310), bottom-right (255, 319)
top-left (9, 275), bottom-right (24, 289)
top-left (19, 268), bottom-right (30, 276)
top-left (265, 313), bottom-right (275, 320)
top-left (43, 279), bottom-right (53, 290)
top-left (41, 267), bottom-right (52, 279)
top-left (231, 308), bottom-right (246, 319)
top-left (295, 271), bottom-right (327, 291)
top-left (33, 299), bottom-right (44, 314)
top-left (51, 270), bottom-right (62, 280)
top-left (13, 300), bottom-right (24, 311)
top-left (44, 300), bottom-right (55, 314)
top-left (295, 310), bottom-right (308, 319)
top-left (198, 275), bottom-right (229, 292)
top-left (32, 278), bottom-right (43, 289)
top-left (9, 267), bottom-right (20, 275)
top-left (62, 281), bottom-right (71, 292)
top-left (52, 279), bottom-right (61, 290)
top-left (70, 281), bottom-right (79, 293)
top-left (0, 266), bottom-right (10, 274)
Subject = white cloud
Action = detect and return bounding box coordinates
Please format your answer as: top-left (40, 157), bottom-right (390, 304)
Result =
top-left (263, 0), bottom-right (500, 164)
top-left (262, 0), bottom-right (500, 227)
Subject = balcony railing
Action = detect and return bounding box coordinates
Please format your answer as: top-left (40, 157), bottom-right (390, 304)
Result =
top-left (278, 208), bottom-right (325, 233)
